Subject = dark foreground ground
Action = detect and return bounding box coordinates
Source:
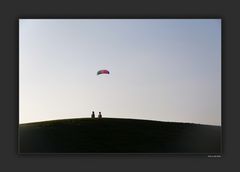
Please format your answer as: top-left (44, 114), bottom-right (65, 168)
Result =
top-left (19, 118), bottom-right (221, 153)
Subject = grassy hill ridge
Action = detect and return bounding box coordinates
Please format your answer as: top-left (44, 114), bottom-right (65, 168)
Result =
top-left (19, 118), bottom-right (221, 153)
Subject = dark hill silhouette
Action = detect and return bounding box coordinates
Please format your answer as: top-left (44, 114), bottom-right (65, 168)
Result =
top-left (19, 118), bottom-right (221, 153)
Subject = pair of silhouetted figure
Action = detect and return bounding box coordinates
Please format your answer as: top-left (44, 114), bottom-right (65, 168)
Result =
top-left (91, 111), bottom-right (102, 118)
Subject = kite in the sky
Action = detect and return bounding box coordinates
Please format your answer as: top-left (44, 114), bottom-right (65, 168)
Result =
top-left (97, 69), bottom-right (110, 75)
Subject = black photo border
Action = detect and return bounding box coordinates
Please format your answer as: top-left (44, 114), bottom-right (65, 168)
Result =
top-left (1, 0), bottom-right (239, 171)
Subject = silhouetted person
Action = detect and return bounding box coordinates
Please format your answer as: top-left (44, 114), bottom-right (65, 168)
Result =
top-left (91, 111), bottom-right (95, 118)
top-left (98, 112), bottom-right (102, 118)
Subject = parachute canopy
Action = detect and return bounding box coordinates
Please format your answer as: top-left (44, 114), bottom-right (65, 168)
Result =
top-left (97, 69), bottom-right (110, 75)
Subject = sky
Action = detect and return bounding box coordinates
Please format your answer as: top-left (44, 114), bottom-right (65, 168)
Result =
top-left (19, 19), bottom-right (221, 125)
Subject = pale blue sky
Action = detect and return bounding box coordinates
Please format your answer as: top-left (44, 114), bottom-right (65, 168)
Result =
top-left (19, 19), bottom-right (221, 125)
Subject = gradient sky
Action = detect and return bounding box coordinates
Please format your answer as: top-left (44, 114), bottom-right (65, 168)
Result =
top-left (19, 19), bottom-right (221, 125)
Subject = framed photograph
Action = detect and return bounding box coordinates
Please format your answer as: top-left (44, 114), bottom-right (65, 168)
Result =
top-left (19, 19), bottom-right (221, 154)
